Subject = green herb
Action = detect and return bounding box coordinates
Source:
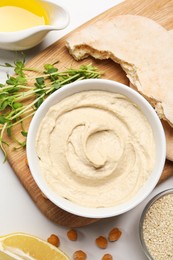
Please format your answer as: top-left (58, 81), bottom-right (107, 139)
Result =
top-left (0, 58), bottom-right (103, 160)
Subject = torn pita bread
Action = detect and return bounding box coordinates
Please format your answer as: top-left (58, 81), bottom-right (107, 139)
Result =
top-left (169, 29), bottom-right (173, 36)
top-left (130, 29), bottom-right (173, 161)
top-left (129, 81), bottom-right (173, 160)
top-left (66, 15), bottom-right (173, 127)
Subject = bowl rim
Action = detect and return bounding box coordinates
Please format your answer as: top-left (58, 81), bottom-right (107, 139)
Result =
top-left (139, 188), bottom-right (173, 260)
top-left (26, 78), bottom-right (166, 218)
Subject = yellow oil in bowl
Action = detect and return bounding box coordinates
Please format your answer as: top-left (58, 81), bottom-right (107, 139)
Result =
top-left (0, 0), bottom-right (50, 32)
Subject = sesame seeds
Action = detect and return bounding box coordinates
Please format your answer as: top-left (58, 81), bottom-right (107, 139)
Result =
top-left (142, 192), bottom-right (173, 260)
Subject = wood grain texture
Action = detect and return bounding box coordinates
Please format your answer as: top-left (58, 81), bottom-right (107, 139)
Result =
top-left (3, 0), bottom-right (173, 227)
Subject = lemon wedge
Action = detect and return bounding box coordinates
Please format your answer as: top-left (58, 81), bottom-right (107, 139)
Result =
top-left (0, 232), bottom-right (69, 260)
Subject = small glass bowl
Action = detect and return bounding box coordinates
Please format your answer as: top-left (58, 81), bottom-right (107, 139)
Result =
top-left (139, 188), bottom-right (173, 260)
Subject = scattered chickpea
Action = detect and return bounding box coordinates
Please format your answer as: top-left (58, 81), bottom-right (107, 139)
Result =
top-left (47, 234), bottom-right (60, 247)
top-left (47, 226), bottom-right (121, 258)
top-left (73, 250), bottom-right (87, 260)
top-left (95, 236), bottom-right (108, 249)
top-left (108, 227), bottom-right (122, 242)
top-left (102, 253), bottom-right (113, 260)
top-left (67, 229), bottom-right (78, 241)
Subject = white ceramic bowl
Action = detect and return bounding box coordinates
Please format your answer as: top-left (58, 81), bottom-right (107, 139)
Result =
top-left (27, 79), bottom-right (166, 218)
top-left (0, 0), bottom-right (69, 50)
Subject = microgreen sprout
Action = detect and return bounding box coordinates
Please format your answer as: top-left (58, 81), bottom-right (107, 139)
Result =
top-left (0, 58), bottom-right (103, 160)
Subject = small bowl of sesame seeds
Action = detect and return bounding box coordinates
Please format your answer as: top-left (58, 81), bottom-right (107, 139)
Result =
top-left (139, 188), bottom-right (173, 260)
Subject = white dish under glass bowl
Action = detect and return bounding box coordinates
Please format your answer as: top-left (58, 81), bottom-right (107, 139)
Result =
top-left (0, 0), bottom-right (69, 50)
top-left (27, 79), bottom-right (166, 218)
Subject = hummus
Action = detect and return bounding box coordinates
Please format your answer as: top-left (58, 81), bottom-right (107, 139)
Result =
top-left (36, 90), bottom-right (155, 208)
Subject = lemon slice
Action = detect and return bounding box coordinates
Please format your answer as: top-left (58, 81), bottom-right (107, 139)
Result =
top-left (0, 232), bottom-right (69, 260)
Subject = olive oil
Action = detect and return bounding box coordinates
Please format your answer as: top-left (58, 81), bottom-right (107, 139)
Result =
top-left (0, 0), bottom-right (50, 32)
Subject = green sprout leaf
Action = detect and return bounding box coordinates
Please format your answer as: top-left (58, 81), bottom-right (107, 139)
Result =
top-left (21, 131), bottom-right (28, 137)
top-left (0, 58), bottom-right (103, 160)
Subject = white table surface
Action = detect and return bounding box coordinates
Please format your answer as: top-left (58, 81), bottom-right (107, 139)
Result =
top-left (0, 1), bottom-right (172, 259)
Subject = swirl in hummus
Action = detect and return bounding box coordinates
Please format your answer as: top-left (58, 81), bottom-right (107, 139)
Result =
top-left (36, 90), bottom-right (155, 208)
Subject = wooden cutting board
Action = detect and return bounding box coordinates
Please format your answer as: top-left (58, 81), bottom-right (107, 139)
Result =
top-left (3, 0), bottom-right (173, 227)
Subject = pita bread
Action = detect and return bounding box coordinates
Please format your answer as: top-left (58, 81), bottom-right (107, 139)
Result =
top-left (66, 15), bottom-right (173, 127)
top-left (130, 30), bottom-right (173, 161)
top-left (169, 29), bottom-right (173, 36)
top-left (129, 81), bottom-right (173, 160)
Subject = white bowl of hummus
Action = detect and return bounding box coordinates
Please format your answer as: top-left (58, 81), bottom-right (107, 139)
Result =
top-left (27, 79), bottom-right (166, 218)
